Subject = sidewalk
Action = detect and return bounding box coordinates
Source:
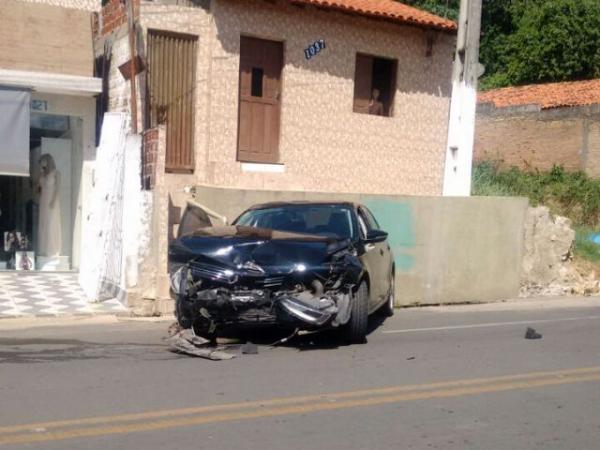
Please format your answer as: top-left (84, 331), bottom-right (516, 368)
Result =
top-left (0, 272), bottom-right (126, 318)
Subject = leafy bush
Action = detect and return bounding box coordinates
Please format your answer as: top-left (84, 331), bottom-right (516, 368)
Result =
top-left (472, 162), bottom-right (600, 227)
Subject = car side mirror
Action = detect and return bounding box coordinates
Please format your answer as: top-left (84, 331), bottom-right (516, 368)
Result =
top-left (363, 229), bottom-right (388, 244)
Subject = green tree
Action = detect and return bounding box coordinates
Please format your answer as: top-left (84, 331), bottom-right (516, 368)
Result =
top-left (404, 0), bottom-right (600, 90)
top-left (492, 0), bottom-right (600, 88)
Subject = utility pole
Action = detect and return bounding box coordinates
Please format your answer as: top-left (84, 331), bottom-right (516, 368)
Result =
top-left (442, 0), bottom-right (483, 196)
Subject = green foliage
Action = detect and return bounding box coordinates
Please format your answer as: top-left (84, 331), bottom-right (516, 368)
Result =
top-left (406, 0), bottom-right (600, 90)
top-left (503, 0), bottom-right (599, 87)
top-left (480, 0), bottom-right (600, 89)
top-left (472, 162), bottom-right (600, 227)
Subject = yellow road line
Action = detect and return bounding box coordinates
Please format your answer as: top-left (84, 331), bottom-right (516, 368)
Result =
top-left (2, 365), bottom-right (600, 436)
top-left (1, 367), bottom-right (600, 446)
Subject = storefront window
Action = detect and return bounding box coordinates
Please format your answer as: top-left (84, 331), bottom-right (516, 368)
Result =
top-left (0, 113), bottom-right (82, 271)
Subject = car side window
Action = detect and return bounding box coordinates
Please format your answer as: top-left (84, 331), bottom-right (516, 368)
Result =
top-left (357, 208), bottom-right (372, 239)
top-left (362, 206), bottom-right (380, 230)
top-left (357, 212), bottom-right (368, 239)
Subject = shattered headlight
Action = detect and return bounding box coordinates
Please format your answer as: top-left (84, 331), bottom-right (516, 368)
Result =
top-left (169, 266), bottom-right (189, 295)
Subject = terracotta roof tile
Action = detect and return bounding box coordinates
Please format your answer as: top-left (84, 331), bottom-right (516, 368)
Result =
top-left (290, 0), bottom-right (457, 31)
top-left (478, 79), bottom-right (600, 110)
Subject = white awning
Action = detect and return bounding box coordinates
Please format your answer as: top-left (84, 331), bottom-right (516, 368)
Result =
top-left (0, 69), bottom-right (101, 96)
top-left (0, 89), bottom-right (30, 177)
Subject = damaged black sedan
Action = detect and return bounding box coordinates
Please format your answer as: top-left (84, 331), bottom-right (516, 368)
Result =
top-left (168, 202), bottom-right (395, 343)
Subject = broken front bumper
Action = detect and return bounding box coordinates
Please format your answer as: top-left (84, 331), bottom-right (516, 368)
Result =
top-left (171, 251), bottom-right (361, 335)
top-left (173, 272), bottom-right (352, 334)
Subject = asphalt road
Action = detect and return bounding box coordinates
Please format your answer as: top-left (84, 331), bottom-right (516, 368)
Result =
top-left (1, 298), bottom-right (600, 449)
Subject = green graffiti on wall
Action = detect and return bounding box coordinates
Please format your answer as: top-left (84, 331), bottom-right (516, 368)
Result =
top-left (364, 197), bottom-right (416, 271)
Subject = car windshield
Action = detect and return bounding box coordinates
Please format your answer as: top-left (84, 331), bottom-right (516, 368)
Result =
top-left (234, 205), bottom-right (355, 239)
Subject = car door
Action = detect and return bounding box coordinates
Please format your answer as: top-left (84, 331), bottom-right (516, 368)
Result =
top-left (363, 206), bottom-right (393, 301)
top-left (357, 206), bottom-right (386, 309)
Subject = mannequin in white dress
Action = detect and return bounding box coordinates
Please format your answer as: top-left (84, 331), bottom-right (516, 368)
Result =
top-left (38, 154), bottom-right (62, 257)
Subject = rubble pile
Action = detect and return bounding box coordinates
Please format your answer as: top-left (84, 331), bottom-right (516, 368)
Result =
top-left (521, 207), bottom-right (599, 296)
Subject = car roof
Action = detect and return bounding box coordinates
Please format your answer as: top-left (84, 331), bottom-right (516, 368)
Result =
top-left (245, 201), bottom-right (359, 211)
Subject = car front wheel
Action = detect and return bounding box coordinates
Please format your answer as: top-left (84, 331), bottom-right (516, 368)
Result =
top-left (175, 296), bottom-right (193, 329)
top-left (343, 281), bottom-right (369, 344)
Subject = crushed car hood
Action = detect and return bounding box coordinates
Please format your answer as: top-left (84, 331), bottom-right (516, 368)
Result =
top-left (170, 225), bottom-right (352, 272)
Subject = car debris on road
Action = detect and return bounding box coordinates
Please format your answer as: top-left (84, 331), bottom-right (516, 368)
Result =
top-left (525, 327), bottom-right (543, 339)
top-left (166, 328), bottom-right (236, 360)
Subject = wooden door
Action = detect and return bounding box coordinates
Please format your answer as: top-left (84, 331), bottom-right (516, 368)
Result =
top-left (238, 37), bottom-right (283, 163)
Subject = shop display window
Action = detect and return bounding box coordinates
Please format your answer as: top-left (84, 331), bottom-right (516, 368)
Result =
top-left (0, 113), bottom-right (82, 271)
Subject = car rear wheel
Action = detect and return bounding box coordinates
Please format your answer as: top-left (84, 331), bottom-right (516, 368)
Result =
top-left (343, 281), bottom-right (369, 344)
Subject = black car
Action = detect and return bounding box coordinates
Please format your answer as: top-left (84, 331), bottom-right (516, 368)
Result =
top-left (168, 201), bottom-right (395, 343)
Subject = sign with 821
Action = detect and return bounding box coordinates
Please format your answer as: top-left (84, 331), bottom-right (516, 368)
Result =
top-left (304, 39), bottom-right (326, 60)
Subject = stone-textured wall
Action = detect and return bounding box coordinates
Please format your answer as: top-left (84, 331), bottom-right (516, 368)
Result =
top-left (202, 0), bottom-right (454, 195)
top-left (475, 104), bottom-right (600, 175)
top-left (131, 0), bottom-right (453, 197)
top-left (0, 0), bottom-right (95, 76)
top-left (521, 206), bottom-right (599, 296)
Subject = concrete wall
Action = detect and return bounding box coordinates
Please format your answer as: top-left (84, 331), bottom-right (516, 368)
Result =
top-left (0, 0), bottom-right (95, 76)
top-left (180, 185), bottom-right (529, 306)
top-left (475, 103), bottom-right (600, 177)
top-left (15, 0), bottom-right (99, 11)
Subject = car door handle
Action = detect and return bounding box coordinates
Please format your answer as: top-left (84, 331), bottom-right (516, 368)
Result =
top-left (365, 243), bottom-right (375, 252)
top-left (379, 248), bottom-right (384, 256)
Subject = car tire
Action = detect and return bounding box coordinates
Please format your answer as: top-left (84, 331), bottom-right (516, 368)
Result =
top-left (175, 296), bottom-right (193, 329)
top-left (343, 281), bottom-right (369, 344)
top-left (382, 271), bottom-right (395, 317)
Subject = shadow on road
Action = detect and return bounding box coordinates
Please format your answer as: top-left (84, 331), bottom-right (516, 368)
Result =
top-left (0, 312), bottom-right (393, 363)
top-left (212, 310), bottom-right (390, 352)
top-left (0, 337), bottom-right (172, 364)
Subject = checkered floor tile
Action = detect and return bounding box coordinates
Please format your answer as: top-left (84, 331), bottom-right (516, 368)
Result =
top-left (0, 272), bottom-right (127, 318)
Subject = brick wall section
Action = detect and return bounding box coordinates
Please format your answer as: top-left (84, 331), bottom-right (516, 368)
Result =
top-left (142, 127), bottom-right (159, 189)
top-left (474, 105), bottom-right (600, 176)
top-left (474, 115), bottom-right (584, 172)
top-left (587, 121), bottom-right (600, 177)
top-left (100, 0), bottom-right (139, 36)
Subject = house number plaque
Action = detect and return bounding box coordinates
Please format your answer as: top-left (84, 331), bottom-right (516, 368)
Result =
top-left (304, 39), bottom-right (326, 60)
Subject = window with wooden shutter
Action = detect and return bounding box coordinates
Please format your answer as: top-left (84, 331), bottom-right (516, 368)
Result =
top-left (237, 36), bottom-right (284, 164)
top-left (147, 30), bottom-right (197, 173)
top-left (353, 53), bottom-right (398, 117)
